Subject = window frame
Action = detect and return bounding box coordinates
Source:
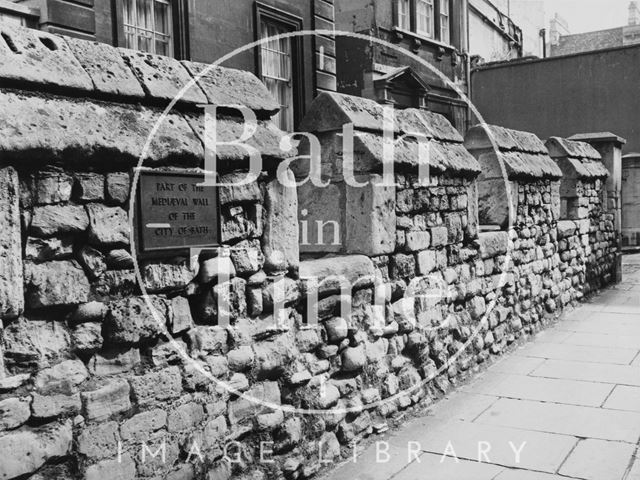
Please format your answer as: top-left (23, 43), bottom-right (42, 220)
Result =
top-left (254, 2), bottom-right (305, 131)
top-left (393, 0), bottom-right (454, 47)
top-left (113, 0), bottom-right (190, 60)
top-left (415, 0), bottom-right (434, 38)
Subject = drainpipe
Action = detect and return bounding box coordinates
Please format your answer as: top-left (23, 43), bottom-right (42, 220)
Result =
top-left (540, 28), bottom-right (547, 58)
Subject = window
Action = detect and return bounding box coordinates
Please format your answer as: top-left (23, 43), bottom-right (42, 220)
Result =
top-left (118, 0), bottom-right (189, 58)
top-left (256, 4), bottom-right (304, 132)
top-left (416, 0), bottom-right (434, 37)
top-left (440, 0), bottom-right (450, 44)
top-left (394, 0), bottom-right (452, 44)
top-left (397, 0), bottom-right (410, 30)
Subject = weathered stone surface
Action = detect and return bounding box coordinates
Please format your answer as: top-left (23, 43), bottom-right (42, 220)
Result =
top-left (228, 381), bottom-right (281, 424)
top-left (74, 172), bottom-right (105, 202)
top-left (262, 277), bottom-right (300, 309)
top-left (91, 270), bottom-right (139, 300)
top-left (430, 226), bottom-right (449, 248)
top-left (197, 255), bottom-right (236, 284)
top-left (103, 296), bottom-right (166, 345)
top-left (81, 379), bottom-right (131, 421)
top-left (0, 91), bottom-right (202, 166)
top-left (219, 172), bottom-right (263, 205)
top-left (405, 231), bottom-right (431, 252)
top-left (71, 301), bottom-right (107, 324)
top-left (478, 231), bottom-right (509, 259)
top-left (0, 420), bottom-right (73, 480)
top-left (33, 169), bottom-right (73, 205)
top-left (342, 344), bottom-right (366, 371)
top-left (0, 374), bottom-right (30, 392)
top-left (25, 236), bottom-right (74, 262)
top-left (105, 173), bottom-right (131, 204)
top-left (105, 249), bottom-right (134, 270)
top-left (30, 205), bottom-right (89, 237)
top-left (324, 317), bottom-right (348, 343)
top-left (0, 167), bottom-right (23, 318)
top-left (390, 254), bottom-right (416, 279)
top-left (228, 346), bottom-right (254, 371)
top-left (262, 170), bottom-right (299, 274)
top-left (77, 421), bottom-right (119, 459)
top-left (2, 319), bottom-right (71, 367)
top-left (345, 175), bottom-right (396, 255)
top-left (142, 262), bottom-right (192, 292)
top-left (66, 38), bottom-right (145, 98)
top-left (416, 250), bottom-right (437, 275)
top-left (168, 296), bottom-right (194, 334)
top-left (182, 61), bottom-right (279, 115)
top-left (0, 24), bottom-right (92, 91)
top-left (86, 204), bottom-right (130, 247)
top-left (25, 260), bottom-right (90, 308)
top-left (31, 392), bottom-right (81, 419)
top-left (88, 348), bottom-right (141, 376)
top-left (253, 337), bottom-right (296, 380)
top-left (71, 322), bottom-right (103, 354)
top-left (129, 366), bottom-right (182, 406)
top-left (188, 326), bottom-right (228, 355)
top-left (84, 453), bottom-right (136, 480)
top-left (78, 246), bottom-right (107, 280)
top-left (0, 397), bottom-right (30, 430)
top-left (35, 359), bottom-right (89, 395)
top-left (300, 255), bottom-right (375, 297)
top-left (230, 239), bottom-right (265, 276)
top-left (120, 49), bottom-right (207, 104)
top-left (120, 408), bottom-right (167, 442)
top-left (168, 402), bottom-right (205, 432)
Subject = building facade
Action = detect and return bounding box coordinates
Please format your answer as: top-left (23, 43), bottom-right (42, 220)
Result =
top-left (3, 0), bottom-right (337, 131)
top-left (468, 0), bottom-right (523, 63)
top-left (335, 0), bottom-right (471, 132)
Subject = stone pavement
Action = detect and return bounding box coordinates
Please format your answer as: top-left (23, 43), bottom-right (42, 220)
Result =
top-left (324, 255), bottom-right (640, 480)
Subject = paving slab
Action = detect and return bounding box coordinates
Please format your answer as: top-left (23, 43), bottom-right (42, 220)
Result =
top-left (531, 359), bottom-right (640, 386)
top-left (490, 355), bottom-right (546, 375)
top-left (462, 372), bottom-right (613, 407)
top-left (555, 318), bottom-right (640, 336)
top-left (628, 456), bottom-right (640, 480)
top-left (558, 438), bottom-right (636, 480)
top-left (603, 385), bottom-right (640, 412)
top-left (391, 453), bottom-right (504, 480)
top-left (515, 342), bottom-right (638, 365)
top-left (424, 392), bottom-right (499, 423)
top-left (475, 398), bottom-right (640, 443)
top-left (562, 332), bottom-right (640, 350)
top-left (494, 469), bottom-right (580, 480)
top-left (391, 419), bottom-right (577, 473)
top-left (326, 440), bottom-right (419, 480)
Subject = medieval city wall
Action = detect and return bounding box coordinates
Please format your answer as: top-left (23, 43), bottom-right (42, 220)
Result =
top-left (0, 24), bottom-right (620, 480)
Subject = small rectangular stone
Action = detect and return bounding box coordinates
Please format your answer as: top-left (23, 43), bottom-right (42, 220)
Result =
top-left (0, 167), bottom-right (23, 318)
top-left (81, 379), bottom-right (131, 421)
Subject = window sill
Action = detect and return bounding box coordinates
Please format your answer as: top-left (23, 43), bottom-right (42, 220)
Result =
top-left (391, 27), bottom-right (456, 52)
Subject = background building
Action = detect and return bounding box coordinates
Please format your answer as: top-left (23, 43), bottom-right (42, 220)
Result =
top-left (468, 0), bottom-right (523, 63)
top-left (549, 1), bottom-right (640, 57)
top-left (335, 0), bottom-right (471, 132)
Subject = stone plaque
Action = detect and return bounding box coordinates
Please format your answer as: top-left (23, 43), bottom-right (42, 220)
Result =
top-left (137, 171), bottom-right (219, 252)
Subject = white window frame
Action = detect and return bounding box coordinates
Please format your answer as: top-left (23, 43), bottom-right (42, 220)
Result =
top-left (396, 0), bottom-right (411, 30)
top-left (416, 0), bottom-right (435, 38)
top-left (440, 0), bottom-right (450, 44)
top-left (122, 0), bottom-right (174, 57)
top-left (259, 19), bottom-right (295, 132)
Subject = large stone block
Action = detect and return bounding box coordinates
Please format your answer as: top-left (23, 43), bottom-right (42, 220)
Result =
top-left (86, 204), bottom-right (130, 247)
top-left (25, 260), bottom-right (90, 308)
top-left (142, 262), bottom-right (192, 293)
top-left (84, 453), bottom-right (136, 480)
top-left (0, 167), bottom-right (23, 318)
top-left (0, 421), bottom-right (72, 480)
top-left (119, 49), bottom-right (207, 104)
top-left (77, 421), bottom-right (119, 459)
top-left (2, 319), bottom-right (71, 368)
top-left (34, 169), bottom-right (73, 205)
top-left (103, 296), bottom-right (167, 345)
top-left (0, 24), bottom-right (92, 91)
top-left (345, 175), bottom-right (396, 255)
top-left (81, 379), bottom-right (131, 421)
top-left (0, 91), bottom-right (202, 167)
top-left (30, 205), bottom-right (89, 237)
top-left (65, 37), bottom-right (145, 98)
top-left (300, 255), bottom-right (376, 297)
top-left (120, 409), bottom-right (167, 442)
top-left (182, 62), bottom-right (279, 116)
top-left (25, 236), bottom-right (74, 262)
top-left (262, 170), bottom-right (299, 274)
top-left (0, 397), bottom-right (30, 431)
top-left (129, 366), bottom-right (182, 406)
top-left (478, 231), bottom-right (509, 259)
top-left (34, 359), bottom-right (89, 395)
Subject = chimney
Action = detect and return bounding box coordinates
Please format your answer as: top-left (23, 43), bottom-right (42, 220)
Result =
top-left (630, 1), bottom-right (640, 26)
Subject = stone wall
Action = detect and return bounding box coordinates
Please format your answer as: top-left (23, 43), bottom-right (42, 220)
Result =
top-left (0, 24), bottom-right (621, 480)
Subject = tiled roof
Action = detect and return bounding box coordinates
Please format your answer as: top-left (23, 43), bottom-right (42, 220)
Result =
top-left (551, 28), bottom-right (624, 56)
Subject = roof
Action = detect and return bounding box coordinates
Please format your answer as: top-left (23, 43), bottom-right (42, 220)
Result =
top-left (551, 27), bottom-right (624, 57)
top-left (464, 124), bottom-right (563, 181)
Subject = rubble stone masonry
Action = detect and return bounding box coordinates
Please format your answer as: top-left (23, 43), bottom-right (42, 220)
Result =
top-left (0, 24), bottom-right (621, 480)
